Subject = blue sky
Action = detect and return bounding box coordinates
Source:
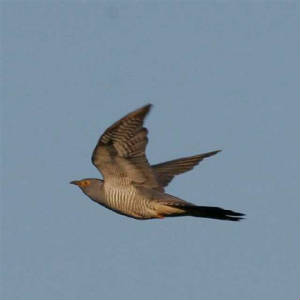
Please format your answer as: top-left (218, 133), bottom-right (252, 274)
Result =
top-left (2, 1), bottom-right (299, 299)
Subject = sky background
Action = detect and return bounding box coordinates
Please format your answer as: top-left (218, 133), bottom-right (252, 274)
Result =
top-left (1, 1), bottom-right (299, 299)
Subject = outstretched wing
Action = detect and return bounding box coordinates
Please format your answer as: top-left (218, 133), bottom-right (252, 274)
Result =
top-left (152, 150), bottom-right (221, 187)
top-left (92, 104), bottom-right (161, 190)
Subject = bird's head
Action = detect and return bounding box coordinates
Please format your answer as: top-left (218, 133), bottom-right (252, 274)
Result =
top-left (70, 178), bottom-right (104, 198)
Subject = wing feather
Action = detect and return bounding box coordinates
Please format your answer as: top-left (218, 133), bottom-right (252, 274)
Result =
top-left (152, 150), bottom-right (221, 187)
top-left (92, 104), bottom-right (161, 189)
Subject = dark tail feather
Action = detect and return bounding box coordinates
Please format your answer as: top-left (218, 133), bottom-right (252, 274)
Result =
top-left (185, 206), bottom-right (245, 221)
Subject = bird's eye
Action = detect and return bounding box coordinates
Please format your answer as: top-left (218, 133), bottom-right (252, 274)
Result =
top-left (79, 180), bottom-right (89, 187)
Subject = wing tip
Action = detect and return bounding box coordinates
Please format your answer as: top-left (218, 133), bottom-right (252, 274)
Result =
top-left (144, 103), bottom-right (153, 109)
top-left (212, 149), bottom-right (222, 155)
top-left (130, 103), bottom-right (153, 120)
top-left (193, 149), bottom-right (222, 160)
top-left (140, 103), bottom-right (153, 114)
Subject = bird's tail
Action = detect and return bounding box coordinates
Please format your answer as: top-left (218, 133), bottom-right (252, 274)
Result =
top-left (181, 205), bottom-right (244, 221)
top-left (136, 186), bottom-right (244, 221)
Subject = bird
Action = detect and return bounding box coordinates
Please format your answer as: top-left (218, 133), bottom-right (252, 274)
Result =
top-left (70, 104), bottom-right (244, 221)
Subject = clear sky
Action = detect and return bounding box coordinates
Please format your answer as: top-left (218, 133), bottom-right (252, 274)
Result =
top-left (1, 1), bottom-right (299, 299)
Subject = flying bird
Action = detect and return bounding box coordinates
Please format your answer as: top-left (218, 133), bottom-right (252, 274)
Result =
top-left (71, 104), bottom-right (244, 221)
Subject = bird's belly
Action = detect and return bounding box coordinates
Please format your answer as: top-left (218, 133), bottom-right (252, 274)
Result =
top-left (103, 184), bottom-right (152, 219)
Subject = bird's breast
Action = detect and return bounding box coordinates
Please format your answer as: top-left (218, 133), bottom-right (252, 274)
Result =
top-left (103, 181), bottom-right (145, 217)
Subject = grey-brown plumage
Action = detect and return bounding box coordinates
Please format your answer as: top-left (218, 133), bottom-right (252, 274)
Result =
top-left (70, 104), bottom-right (244, 221)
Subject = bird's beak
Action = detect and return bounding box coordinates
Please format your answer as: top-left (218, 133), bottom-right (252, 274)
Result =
top-left (70, 180), bottom-right (80, 186)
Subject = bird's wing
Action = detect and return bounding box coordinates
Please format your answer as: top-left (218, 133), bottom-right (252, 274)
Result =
top-left (92, 104), bottom-right (161, 190)
top-left (152, 150), bottom-right (221, 187)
